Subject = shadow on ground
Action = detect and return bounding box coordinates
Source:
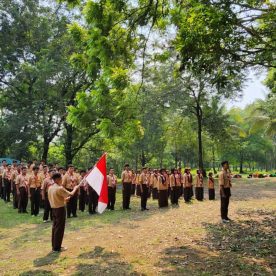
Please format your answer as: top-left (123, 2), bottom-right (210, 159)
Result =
top-left (19, 269), bottom-right (56, 276)
top-left (157, 209), bottom-right (275, 275)
top-left (74, 246), bottom-right (143, 276)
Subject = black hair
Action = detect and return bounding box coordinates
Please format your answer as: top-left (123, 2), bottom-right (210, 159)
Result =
top-left (52, 173), bottom-right (62, 181)
top-left (221, 160), bottom-right (229, 166)
top-left (33, 166), bottom-right (39, 171)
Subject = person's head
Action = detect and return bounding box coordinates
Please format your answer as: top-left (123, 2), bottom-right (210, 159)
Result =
top-left (52, 173), bottom-right (62, 185)
top-left (68, 164), bottom-right (74, 174)
top-left (40, 160), bottom-right (46, 165)
top-left (160, 168), bottom-right (166, 176)
top-left (174, 168), bottom-right (178, 174)
top-left (48, 169), bottom-right (55, 177)
top-left (27, 161), bottom-right (32, 167)
top-left (43, 165), bottom-right (48, 173)
top-left (142, 167), bottom-right (147, 173)
top-left (124, 164), bottom-right (130, 171)
top-left (208, 172), bottom-right (213, 177)
top-left (221, 161), bottom-right (229, 170)
top-left (33, 166), bottom-right (39, 174)
top-left (80, 170), bottom-right (86, 177)
top-left (7, 164), bottom-right (12, 170)
top-left (109, 168), bottom-right (114, 175)
top-left (178, 167), bottom-right (181, 173)
top-left (12, 160), bottom-right (18, 167)
top-left (2, 160), bottom-right (7, 166)
top-left (197, 169), bottom-right (201, 175)
top-left (22, 167), bottom-right (27, 175)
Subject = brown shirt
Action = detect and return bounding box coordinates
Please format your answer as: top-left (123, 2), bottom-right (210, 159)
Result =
top-left (48, 183), bottom-right (71, 208)
top-left (140, 172), bottom-right (150, 185)
top-left (62, 173), bottom-right (79, 189)
top-left (195, 174), bottom-right (204, 187)
top-left (42, 177), bottom-right (54, 193)
top-left (28, 174), bottom-right (43, 188)
top-left (208, 177), bottom-right (215, 189)
top-left (183, 173), bottom-right (193, 188)
top-left (3, 169), bottom-right (12, 181)
top-left (158, 175), bottom-right (169, 191)
top-left (107, 174), bottom-right (117, 187)
top-left (219, 169), bottom-right (232, 188)
top-left (121, 170), bottom-right (133, 183)
top-left (16, 174), bottom-right (29, 188)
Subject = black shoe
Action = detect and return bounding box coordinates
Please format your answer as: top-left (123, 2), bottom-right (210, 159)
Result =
top-left (226, 217), bottom-right (232, 221)
top-left (126, 207), bottom-right (131, 210)
top-left (145, 208), bottom-right (149, 211)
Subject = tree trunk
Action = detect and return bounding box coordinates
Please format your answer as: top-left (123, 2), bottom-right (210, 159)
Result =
top-left (42, 139), bottom-right (50, 162)
top-left (239, 152), bottom-right (244, 174)
top-left (197, 111), bottom-right (204, 170)
top-left (64, 123), bottom-right (74, 166)
top-left (141, 150), bottom-right (146, 166)
top-left (212, 144), bottom-right (217, 174)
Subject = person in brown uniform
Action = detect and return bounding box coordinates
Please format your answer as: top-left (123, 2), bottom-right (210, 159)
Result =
top-left (16, 167), bottom-right (29, 213)
top-left (78, 170), bottom-right (87, 212)
top-left (87, 184), bottom-right (99, 215)
top-left (48, 173), bottom-right (80, 252)
top-left (135, 170), bottom-right (141, 197)
top-left (28, 166), bottom-right (43, 216)
top-left (195, 169), bottom-right (204, 201)
top-left (0, 160), bottom-right (7, 199)
top-left (2, 164), bottom-right (12, 202)
top-left (107, 168), bottom-right (117, 210)
top-left (208, 172), bottom-right (215, 200)
top-left (169, 168), bottom-right (179, 205)
top-left (131, 169), bottom-right (136, 196)
top-left (157, 169), bottom-right (169, 208)
top-left (42, 169), bottom-right (55, 222)
top-left (151, 169), bottom-right (159, 200)
top-left (178, 168), bottom-right (183, 197)
top-left (62, 165), bottom-right (79, 218)
top-left (219, 161), bottom-right (232, 223)
top-left (11, 163), bottom-right (21, 209)
top-left (183, 168), bottom-right (193, 203)
top-left (121, 164), bottom-right (133, 210)
top-left (139, 167), bottom-right (150, 211)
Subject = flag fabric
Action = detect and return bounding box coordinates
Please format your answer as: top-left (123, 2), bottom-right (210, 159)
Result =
top-left (85, 153), bottom-right (108, 214)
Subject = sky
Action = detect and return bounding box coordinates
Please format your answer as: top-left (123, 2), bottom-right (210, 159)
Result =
top-left (227, 71), bottom-right (268, 109)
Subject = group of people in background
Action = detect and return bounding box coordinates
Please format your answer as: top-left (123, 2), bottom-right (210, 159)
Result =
top-left (0, 159), bottom-right (232, 224)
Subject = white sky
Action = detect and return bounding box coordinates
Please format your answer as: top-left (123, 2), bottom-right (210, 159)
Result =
top-left (227, 71), bottom-right (268, 108)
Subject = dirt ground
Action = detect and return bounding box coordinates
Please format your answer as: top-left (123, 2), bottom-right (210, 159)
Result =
top-left (0, 178), bottom-right (275, 276)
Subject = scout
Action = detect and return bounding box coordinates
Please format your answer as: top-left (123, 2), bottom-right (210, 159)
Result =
top-left (42, 169), bottom-right (55, 222)
top-left (135, 170), bottom-right (141, 197)
top-left (157, 169), bottom-right (169, 208)
top-left (169, 168), bottom-right (178, 205)
top-left (219, 161), bottom-right (232, 223)
top-left (139, 167), bottom-right (150, 211)
top-left (16, 167), bottom-right (29, 213)
top-left (2, 164), bottom-right (12, 202)
top-left (11, 163), bottom-right (21, 209)
top-left (0, 160), bottom-right (7, 199)
top-left (87, 183), bottom-right (98, 215)
top-left (107, 168), bottom-right (117, 210)
top-left (78, 170), bottom-right (87, 212)
top-left (62, 165), bottom-right (79, 218)
top-left (48, 173), bottom-right (80, 252)
top-left (131, 169), bottom-right (136, 196)
top-left (121, 164), bottom-right (132, 210)
top-left (28, 166), bottom-right (43, 216)
top-left (208, 172), bottom-right (215, 200)
top-left (151, 169), bottom-right (159, 200)
top-left (195, 169), bottom-right (204, 201)
top-left (178, 167), bottom-right (183, 197)
top-left (183, 168), bottom-right (192, 203)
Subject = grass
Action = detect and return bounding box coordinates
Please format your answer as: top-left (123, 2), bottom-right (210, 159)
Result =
top-left (0, 178), bottom-right (275, 275)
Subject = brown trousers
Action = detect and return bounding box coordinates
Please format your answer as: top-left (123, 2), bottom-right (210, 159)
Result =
top-left (52, 207), bottom-right (66, 251)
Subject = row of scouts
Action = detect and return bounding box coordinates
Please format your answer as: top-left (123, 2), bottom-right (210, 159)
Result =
top-left (121, 164), bottom-right (216, 211)
top-left (0, 160), bottom-right (232, 224)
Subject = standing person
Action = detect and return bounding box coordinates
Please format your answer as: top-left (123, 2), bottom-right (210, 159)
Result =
top-left (131, 170), bottom-right (136, 196)
top-left (183, 168), bottom-right (193, 203)
top-left (78, 170), bottom-right (87, 212)
top-left (157, 169), bottom-right (169, 208)
top-left (169, 169), bottom-right (178, 205)
top-left (48, 173), bottom-right (80, 252)
top-left (177, 168), bottom-right (183, 197)
top-left (208, 172), bottom-right (215, 200)
top-left (107, 168), bottom-right (117, 210)
top-left (42, 169), bottom-right (55, 222)
top-left (175, 168), bottom-right (182, 199)
top-left (121, 164), bottom-right (133, 210)
top-left (87, 184), bottom-right (99, 215)
top-left (195, 170), bottom-right (204, 201)
top-left (219, 161), bottom-right (232, 223)
top-left (62, 165), bottom-right (79, 218)
top-left (2, 164), bottom-right (12, 202)
top-left (151, 169), bottom-right (159, 200)
top-left (28, 166), bottom-right (43, 216)
top-left (16, 167), bottom-right (29, 213)
top-left (135, 170), bottom-right (141, 197)
top-left (11, 163), bottom-right (21, 209)
top-left (0, 160), bottom-right (7, 199)
top-left (139, 167), bottom-right (150, 211)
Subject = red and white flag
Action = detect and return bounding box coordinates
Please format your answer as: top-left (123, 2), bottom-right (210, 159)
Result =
top-left (85, 153), bottom-right (108, 214)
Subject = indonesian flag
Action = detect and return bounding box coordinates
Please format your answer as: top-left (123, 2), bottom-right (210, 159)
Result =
top-left (86, 153), bottom-right (108, 214)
